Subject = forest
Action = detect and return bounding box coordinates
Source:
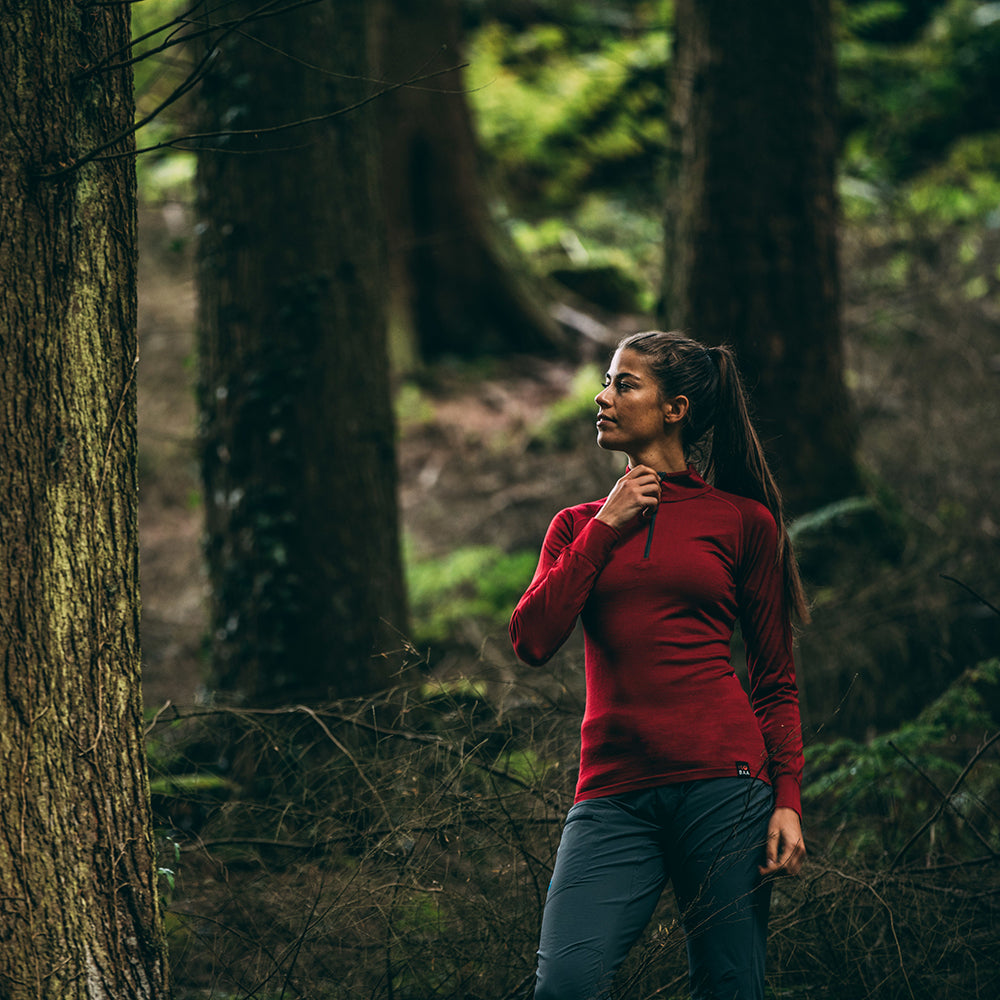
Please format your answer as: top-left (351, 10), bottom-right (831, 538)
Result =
top-left (1, 0), bottom-right (998, 998)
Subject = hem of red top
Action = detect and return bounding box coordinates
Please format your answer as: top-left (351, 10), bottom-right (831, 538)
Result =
top-left (574, 768), bottom-right (802, 816)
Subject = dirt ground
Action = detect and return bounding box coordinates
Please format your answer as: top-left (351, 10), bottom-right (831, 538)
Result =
top-left (137, 203), bottom-right (1000, 728)
top-left (138, 204), bottom-right (204, 708)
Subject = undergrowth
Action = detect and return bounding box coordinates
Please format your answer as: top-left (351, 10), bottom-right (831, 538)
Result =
top-left (405, 544), bottom-right (537, 645)
top-left (148, 656), bottom-right (1000, 1000)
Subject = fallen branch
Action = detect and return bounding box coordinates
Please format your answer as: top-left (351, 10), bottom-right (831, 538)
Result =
top-left (891, 731), bottom-right (1000, 871)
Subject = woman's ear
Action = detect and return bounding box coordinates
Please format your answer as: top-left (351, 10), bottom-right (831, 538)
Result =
top-left (663, 394), bottom-right (690, 425)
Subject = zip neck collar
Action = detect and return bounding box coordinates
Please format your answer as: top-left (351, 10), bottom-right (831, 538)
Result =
top-left (632, 467), bottom-right (710, 559)
top-left (625, 465), bottom-right (712, 503)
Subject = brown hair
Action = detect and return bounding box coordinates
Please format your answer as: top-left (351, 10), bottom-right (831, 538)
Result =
top-left (617, 330), bottom-right (810, 622)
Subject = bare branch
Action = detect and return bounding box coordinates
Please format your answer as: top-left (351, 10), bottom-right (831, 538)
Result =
top-left (890, 731), bottom-right (1000, 870)
top-left (940, 574), bottom-right (1000, 618)
top-left (889, 739), bottom-right (998, 858)
top-left (38, 62), bottom-right (465, 180)
top-left (79, 0), bottom-right (319, 78)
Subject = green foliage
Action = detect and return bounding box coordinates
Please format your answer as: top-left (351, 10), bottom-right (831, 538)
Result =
top-left (466, 8), bottom-right (669, 303)
top-left (394, 382), bottom-right (437, 431)
top-left (468, 16), bottom-right (669, 212)
top-left (805, 658), bottom-right (1000, 861)
top-left (138, 152), bottom-right (196, 204)
top-left (528, 363), bottom-right (604, 449)
top-left (419, 677), bottom-right (490, 704)
top-left (406, 544), bottom-right (537, 644)
top-left (157, 835), bottom-right (182, 897)
top-left (788, 496), bottom-right (877, 542)
top-left (463, 2), bottom-right (1000, 315)
top-left (149, 772), bottom-right (237, 797)
top-left (495, 746), bottom-right (554, 784)
top-left (505, 197), bottom-right (662, 309)
top-left (132, 0), bottom-right (197, 203)
top-left (840, 1), bottom-right (912, 37)
top-left (839, 0), bottom-right (1000, 189)
top-left (902, 132), bottom-right (1000, 225)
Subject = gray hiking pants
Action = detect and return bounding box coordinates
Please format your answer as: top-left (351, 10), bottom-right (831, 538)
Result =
top-left (534, 778), bottom-right (774, 1000)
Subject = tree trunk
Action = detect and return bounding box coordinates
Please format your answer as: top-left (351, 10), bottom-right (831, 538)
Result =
top-left (663, 0), bottom-right (862, 514)
top-left (372, 0), bottom-right (568, 362)
top-left (195, 0), bottom-right (408, 705)
top-left (0, 4), bottom-right (170, 998)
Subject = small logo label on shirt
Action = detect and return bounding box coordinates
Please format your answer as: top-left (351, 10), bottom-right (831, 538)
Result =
top-left (736, 761), bottom-right (751, 777)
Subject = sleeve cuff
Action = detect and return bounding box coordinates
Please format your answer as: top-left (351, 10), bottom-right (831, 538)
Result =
top-left (772, 775), bottom-right (801, 816)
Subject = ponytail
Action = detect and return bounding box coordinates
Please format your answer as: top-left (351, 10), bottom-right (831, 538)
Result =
top-left (616, 331), bottom-right (810, 623)
top-left (707, 346), bottom-right (810, 623)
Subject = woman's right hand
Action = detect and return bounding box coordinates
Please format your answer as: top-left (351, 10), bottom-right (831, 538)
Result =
top-left (595, 466), bottom-right (661, 528)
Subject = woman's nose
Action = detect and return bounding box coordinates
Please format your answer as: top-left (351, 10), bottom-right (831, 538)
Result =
top-left (595, 388), bottom-right (610, 406)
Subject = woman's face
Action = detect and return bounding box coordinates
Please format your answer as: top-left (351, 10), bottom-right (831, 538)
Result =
top-left (594, 348), bottom-right (671, 455)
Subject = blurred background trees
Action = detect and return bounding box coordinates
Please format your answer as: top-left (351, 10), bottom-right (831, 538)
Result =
top-left (193, 0), bottom-right (407, 704)
top-left (663, 0), bottom-right (862, 514)
top-left (372, 0), bottom-right (568, 362)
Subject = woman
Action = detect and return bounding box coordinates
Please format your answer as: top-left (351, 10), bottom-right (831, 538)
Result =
top-left (509, 331), bottom-right (807, 1000)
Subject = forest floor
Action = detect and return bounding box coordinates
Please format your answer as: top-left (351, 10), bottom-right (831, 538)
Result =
top-left (137, 203), bottom-right (1000, 735)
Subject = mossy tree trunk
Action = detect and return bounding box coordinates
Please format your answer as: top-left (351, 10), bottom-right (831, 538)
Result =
top-left (372, 0), bottom-right (568, 363)
top-left (0, 4), bottom-right (170, 998)
top-left (663, 0), bottom-right (863, 515)
top-left (195, 0), bottom-right (408, 704)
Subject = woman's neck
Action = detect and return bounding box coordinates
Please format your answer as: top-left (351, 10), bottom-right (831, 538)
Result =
top-left (627, 442), bottom-right (687, 475)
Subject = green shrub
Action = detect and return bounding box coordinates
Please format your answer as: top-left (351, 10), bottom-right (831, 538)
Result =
top-left (805, 657), bottom-right (1000, 862)
top-left (406, 544), bottom-right (537, 645)
top-left (528, 364), bottom-right (605, 450)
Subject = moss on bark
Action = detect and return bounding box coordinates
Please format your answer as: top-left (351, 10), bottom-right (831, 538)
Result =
top-left (0, 4), bottom-right (170, 998)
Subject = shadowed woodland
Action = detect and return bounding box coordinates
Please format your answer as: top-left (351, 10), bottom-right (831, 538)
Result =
top-left (2, 1), bottom-right (1000, 998)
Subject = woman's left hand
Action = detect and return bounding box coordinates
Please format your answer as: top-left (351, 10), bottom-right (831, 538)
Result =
top-left (758, 807), bottom-right (806, 878)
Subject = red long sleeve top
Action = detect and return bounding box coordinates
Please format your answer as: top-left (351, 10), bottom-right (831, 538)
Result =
top-left (509, 467), bottom-right (803, 814)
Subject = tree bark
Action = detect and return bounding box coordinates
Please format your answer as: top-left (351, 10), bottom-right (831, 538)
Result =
top-left (0, 4), bottom-right (170, 998)
top-left (372, 0), bottom-right (568, 362)
top-left (663, 0), bottom-right (862, 514)
top-left (194, 0), bottom-right (408, 704)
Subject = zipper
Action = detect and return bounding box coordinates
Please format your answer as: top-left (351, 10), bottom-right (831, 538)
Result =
top-left (643, 472), bottom-right (669, 558)
top-left (643, 504), bottom-right (658, 558)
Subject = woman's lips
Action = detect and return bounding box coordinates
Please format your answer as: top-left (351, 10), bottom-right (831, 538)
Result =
top-left (596, 414), bottom-right (616, 427)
